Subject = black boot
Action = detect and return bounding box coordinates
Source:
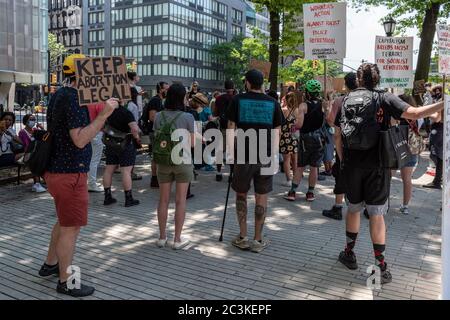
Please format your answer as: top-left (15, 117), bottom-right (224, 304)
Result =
top-left (125, 190), bottom-right (140, 207)
top-left (104, 188), bottom-right (117, 206)
top-left (186, 183), bottom-right (194, 199)
top-left (322, 206), bottom-right (343, 220)
top-left (150, 176), bottom-right (159, 189)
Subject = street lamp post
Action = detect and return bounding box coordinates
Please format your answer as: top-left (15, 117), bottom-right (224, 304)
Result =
top-left (383, 17), bottom-right (397, 37)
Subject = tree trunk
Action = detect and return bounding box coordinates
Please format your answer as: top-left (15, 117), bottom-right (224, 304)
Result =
top-left (269, 10), bottom-right (280, 91)
top-left (415, 2), bottom-right (441, 83)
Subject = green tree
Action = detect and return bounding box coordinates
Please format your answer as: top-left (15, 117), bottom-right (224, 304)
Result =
top-left (280, 59), bottom-right (343, 87)
top-left (48, 33), bottom-right (67, 71)
top-left (351, 0), bottom-right (450, 82)
top-left (251, 0), bottom-right (333, 91)
top-left (210, 35), bottom-right (269, 89)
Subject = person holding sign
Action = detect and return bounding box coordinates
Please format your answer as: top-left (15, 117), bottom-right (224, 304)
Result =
top-left (38, 54), bottom-right (119, 297)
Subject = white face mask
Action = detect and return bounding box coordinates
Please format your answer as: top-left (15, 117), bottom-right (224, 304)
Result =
top-left (27, 121), bottom-right (36, 128)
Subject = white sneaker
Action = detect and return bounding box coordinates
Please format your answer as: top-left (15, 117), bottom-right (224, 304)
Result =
top-left (399, 205), bottom-right (409, 215)
top-left (31, 183), bottom-right (47, 193)
top-left (283, 180), bottom-right (292, 187)
top-left (250, 239), bottom-right (269, 253)
top-left (173, 238), bottom-right (190, 250)
top-left (88, 183), bottom-right (103, 193)
top-left (156, 238), bottom-right (167, 248)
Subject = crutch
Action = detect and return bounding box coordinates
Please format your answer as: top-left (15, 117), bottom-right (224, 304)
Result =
top-left (219, 165), bottom-right (234, 242)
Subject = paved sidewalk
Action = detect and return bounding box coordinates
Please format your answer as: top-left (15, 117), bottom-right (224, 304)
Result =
top-left (0, 154), bottom-right (442, 300)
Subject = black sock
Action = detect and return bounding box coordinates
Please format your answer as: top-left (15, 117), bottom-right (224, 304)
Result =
top-left (125, 190), bottom-right (133, 198)
top-left (345, 231), bottom-right (358, 253)
top-left (104, 187), bottom-right (112, 196)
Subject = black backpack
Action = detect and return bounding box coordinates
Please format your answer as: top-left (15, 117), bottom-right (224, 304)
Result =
top-left (139, 104), bottom-right (151, 135)
top-left (340, 89), bottom-right (381, 150)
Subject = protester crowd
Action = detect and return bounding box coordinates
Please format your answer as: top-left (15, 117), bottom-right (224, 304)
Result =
top-left (0, 53), bottom-right (445, 298)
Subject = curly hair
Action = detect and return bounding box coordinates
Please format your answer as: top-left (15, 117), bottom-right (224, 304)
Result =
top-left (357, 63), bottom-right (380, 90)
top-left (285, 92), bottom-right (299, 111)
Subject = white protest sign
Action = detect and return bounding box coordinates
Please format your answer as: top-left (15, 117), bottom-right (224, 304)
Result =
top-left (303, 2), bottom-right (347, 60)
top-left (375, 36), bottom-right (414, 88)
top-left (443, 94), bottom-right (450, 299)
top-left (438, 25), bottom-right (450, 75)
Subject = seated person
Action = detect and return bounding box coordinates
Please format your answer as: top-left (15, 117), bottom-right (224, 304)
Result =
top-left (0, 112), bottom-right (24, 167)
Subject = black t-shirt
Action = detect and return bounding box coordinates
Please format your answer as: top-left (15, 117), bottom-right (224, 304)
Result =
top-left (107, 106), bottom-right (136, 133)
top-left (146, 95), bottom-right (164, 133)
top-left (335, 91), bottom-right (409, 168)
top-left (214, 93), bottom-right (234, 128)
top-left (47, 87), bottom-right (92, 173)
top-left (226, 92), bottom-right (283, 162)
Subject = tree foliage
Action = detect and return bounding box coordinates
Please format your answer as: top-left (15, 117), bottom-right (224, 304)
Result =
top-left (210, 35), bottom-right (269, 89)
top-left (48, 33), bottom-right (67, 70)
top-left (279, 59), bottom-right (343, 86)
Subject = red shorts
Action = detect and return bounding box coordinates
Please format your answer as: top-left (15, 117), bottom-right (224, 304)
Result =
top-left (44, 173), bottom-right (89, 227)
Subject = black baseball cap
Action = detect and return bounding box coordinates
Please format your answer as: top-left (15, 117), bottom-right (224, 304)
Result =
top-left (245, 69), bottom-right (264, 88)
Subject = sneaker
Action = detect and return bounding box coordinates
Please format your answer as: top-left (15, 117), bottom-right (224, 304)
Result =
top-left (38, 263), bottom-right (59, 277)
top-left (250, 239), bottom-right (269, 253)
top-left (104, 196), bottom-right (117, 206)
top-left (306, 191), bottom-right (315, 202)
top-left (150, 176), bottom-right (159, 189)
top-left (363, 208), bottom-right (370, 219)
top-left (56, 281), bottom-right (95, 298)
top-left (322, 206), bottom-right (343, 220)
top-left (399, 205), bottom-right (409, 215)
top-left (32, 183), bottom-right (47, 193)
top-left (156, 238), bottom-right (167, 248)
top-left (371, 264), bottom-right (393, 285)
top-left (88, 183), bottom-right (103, 193)
top-left (173, 238), bottom-right (190, 250)
top-left (125, 198), bottom-right (140, 207)
top-left (131, 173), bottom-right (142, 181)
top-left (338, 250), bottom-right (358, 270)
top-left (231, 235), bottom-right (250, 250)
top-left (422, 182), bottom-right (441, 190)
top-left (216, 174), bottom-right (223, 182)
top-left (283, 191), bottom-right (296, 202)
top-left (283, 180), bottom-right (292, 187)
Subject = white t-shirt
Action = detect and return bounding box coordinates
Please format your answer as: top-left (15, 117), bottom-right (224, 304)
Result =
top-left (127, 101), bottom-right (140, 122)
top-left (135, 85), bottom-right (144, 113)
top-left (0, 128), bottom-right (16, 155)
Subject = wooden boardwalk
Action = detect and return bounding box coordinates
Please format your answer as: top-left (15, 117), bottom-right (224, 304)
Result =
top-left (0, 154), bottom-right (442, 300)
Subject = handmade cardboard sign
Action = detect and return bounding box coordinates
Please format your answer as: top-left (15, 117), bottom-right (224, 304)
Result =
top-left (74, 56), bottom-right (131, 105)
top-left (249, 60), bottom-right (272, 79)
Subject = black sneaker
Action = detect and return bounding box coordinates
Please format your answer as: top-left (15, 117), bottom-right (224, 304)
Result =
top-left (338, 250), bottom-right (358, 270)
top-left (38, 263), bottom-right (59, 277)
top-left (363, 208), bottom-right (370, 220)
top-left (104, 197), bottom-right (117, 206)
top-left (371, 264), bottom-right (393, 285)
top-left (216, 174), bottom-right (223, 182)
top-left (322, 206), bottom-right (343, 220)
top-left (125, 198), bottom-right (140, 207)
top-left (422, 182), bottom-right (442, 190)
top-left (56, 281), bottom-right (95, 298)
top-left (150, 176), bottom-right (159, 189)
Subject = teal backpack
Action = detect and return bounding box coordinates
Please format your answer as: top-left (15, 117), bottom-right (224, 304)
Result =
top-left (153, 111), bottom-right (183, 166)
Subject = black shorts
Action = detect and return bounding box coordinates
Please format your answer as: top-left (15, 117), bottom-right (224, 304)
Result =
top-left (232, 164), bottom-right (273, 195)
top-left (105, 142), bottom-right (136, 167)
top-left (332, 157), bottom-right (346, 195)
top-left (298, 133), bottom-right (325, 167)
top-left (343, 167), bottom-right (390, 206)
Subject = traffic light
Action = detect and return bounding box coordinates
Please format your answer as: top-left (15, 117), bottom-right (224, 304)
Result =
top-left (312, 60), bottom-right (319, 69)
top-left (51, 73), bottom-right (57, 85)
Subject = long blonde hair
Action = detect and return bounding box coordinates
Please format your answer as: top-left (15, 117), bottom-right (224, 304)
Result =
top-left (285, 92), bottom-right (299, 111)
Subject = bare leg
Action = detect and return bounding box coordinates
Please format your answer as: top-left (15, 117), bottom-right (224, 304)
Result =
top-left (292, 166), bottom-right (305, 186)
top-left (56, 226), bottom-right (81, 283)
top-left (283, 154), bottom-right (291, 181)
top-left (157, 182), bottom-right (171, 240)
top-left (346, 210), bottom-right (361, 234)
top-left (336, 194), bottom-right (345, 205)
top-left (254, 193), bottom-right (268, 241)
top-left (309, 166), bottom-right (318, 188)
top-left (174, 182), bottom-right (189, 242)
top-left (45, 222), bottom-right (60, 265)
top-left (236, 193), bottom-right (248, 238)
top-left (151, 161), bottom-right (157, 177)
top-left (121, 166), bottom-right (133, 191)
top-left (103, 165), bottom-right (116, 189)
top-left (401, 167), bottom-right (414, 206)
top-left (369, 215), bottom-right (386, 244)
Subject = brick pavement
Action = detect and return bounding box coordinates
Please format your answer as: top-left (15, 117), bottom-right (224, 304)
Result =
top-left (0, 153), bottom-right (442, 300)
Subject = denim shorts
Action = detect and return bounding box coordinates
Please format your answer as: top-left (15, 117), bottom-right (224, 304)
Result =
top-left (402, 154), bottom-right (419, 168)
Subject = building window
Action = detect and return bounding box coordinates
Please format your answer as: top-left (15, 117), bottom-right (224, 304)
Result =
top-left (88, 12), bottom-right (104, 24)
top-left (232, 9), bottom-right (243, 22)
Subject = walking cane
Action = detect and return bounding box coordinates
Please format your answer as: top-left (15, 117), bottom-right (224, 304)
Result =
top-left (219, 165), bottom-right (233, 242)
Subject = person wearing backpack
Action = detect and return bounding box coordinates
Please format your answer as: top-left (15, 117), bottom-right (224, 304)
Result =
top-left (334, 63), bottom-right (444, 285)
top-left (153, 83), bottom-right (196, 250)
top-left (141, 81), bottom-right (169, 189)
top-left (213, 80), bottom-right (236, 182)
top-left (284, 79), bottom-right (326, 202)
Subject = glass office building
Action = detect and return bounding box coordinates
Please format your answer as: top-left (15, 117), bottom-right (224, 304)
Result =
top-left (49, 0), bottom-right (83, 54)
top-left (83, 0), bottom-right (247, 92)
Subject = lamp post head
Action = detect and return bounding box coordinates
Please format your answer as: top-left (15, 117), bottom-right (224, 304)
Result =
top-left (383, 17), bottom-right (397, 37)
